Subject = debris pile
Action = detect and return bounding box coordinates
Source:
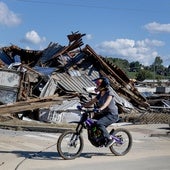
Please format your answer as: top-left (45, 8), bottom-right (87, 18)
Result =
top-left (0, 32), bottom-right (149, 124)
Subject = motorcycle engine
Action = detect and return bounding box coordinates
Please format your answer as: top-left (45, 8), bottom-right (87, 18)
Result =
top-left (87, 126), bottom-right (105, 147)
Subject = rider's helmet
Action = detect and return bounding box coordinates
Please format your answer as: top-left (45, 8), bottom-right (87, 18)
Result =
top-left (93, 77), bottom-right (110, 92)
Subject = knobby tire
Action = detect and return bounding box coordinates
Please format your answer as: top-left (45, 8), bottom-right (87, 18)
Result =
top-left (57, 131), bottom-right (84, 160)
top-left (109, 128), bottom-right (132, 156)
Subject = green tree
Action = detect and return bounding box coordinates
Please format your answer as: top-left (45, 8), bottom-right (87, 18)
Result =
top-left (105, 56), bottom-right (169, 80)
top-left (129, 61), bottom-right (142, 72)
top-left (150, 56), bottom-right (164, 74)
top-left (168, 65), bottom-right (170, 75)
top-left (136, 69), bottom-right (153, 81)
top-left (107, 57), bottom-right (129, 72)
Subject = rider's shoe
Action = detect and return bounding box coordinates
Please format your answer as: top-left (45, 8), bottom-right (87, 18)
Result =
top-left (105, 138), bottom-right (115, 147)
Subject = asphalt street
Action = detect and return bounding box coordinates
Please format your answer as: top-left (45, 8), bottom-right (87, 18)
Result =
top-left (0, 123), bottom-right (170, 170)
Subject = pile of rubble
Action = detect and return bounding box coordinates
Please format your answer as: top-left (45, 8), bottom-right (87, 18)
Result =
top-left (0, 32), bottom-right (149, 124)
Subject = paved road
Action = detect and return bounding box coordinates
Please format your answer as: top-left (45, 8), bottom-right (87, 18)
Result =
top-left (0, 124), bottom-right (170, 170)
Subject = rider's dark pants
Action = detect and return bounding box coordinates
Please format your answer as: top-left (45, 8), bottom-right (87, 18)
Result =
top-left (96, 113), bottom-right (119, 140)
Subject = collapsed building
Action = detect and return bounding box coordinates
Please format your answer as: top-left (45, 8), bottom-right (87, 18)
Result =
top-left (0, 32), bottom-right (151, 124)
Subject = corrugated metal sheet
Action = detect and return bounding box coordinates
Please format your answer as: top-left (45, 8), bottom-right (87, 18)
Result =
top-left (39, 99), bottom-right (81, 123)
top-left (0, 69), bottom-right (20, 104)
top-left (0, 32), bottom-right (149, 123)
top-left (54, 70), bottom-right (99, 94)
top-left (50, 98), bottom-right (79, 111)
top-left (53, 70), bottom-right (131, 107)
top-left (40, 78), bottom-right (58, 97)
top-left (0, 50), bottom-right (13, 65)
top-left (37, 42), bottom-right (63, 65)
top-left (1, 33), bottom-right (149, 109)
top-left (33, 66), bottom-right (56, 76)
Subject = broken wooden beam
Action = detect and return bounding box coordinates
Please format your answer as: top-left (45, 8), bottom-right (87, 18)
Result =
top-left (0, 95), bottom-right (75, 115)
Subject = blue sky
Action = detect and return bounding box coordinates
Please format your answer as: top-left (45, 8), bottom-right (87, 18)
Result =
top-left (0, 0), bottom-right (170, 66)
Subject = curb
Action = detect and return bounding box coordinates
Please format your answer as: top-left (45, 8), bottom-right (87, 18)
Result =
top-left (0, 122), bottom-right (169, 136)
top-left (0, 123), bottom-right (72, 133)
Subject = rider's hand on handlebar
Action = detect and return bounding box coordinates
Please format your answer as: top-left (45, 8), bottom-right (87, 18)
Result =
top-left (93, 108), bottom-right (100, 113)
top-left (77, 105), bottom-right (83, 111)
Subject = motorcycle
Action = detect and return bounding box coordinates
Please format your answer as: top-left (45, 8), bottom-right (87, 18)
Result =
top-left (57, 108), bottom-right (132, 160)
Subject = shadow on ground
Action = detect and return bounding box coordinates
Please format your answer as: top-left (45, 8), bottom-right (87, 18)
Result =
top-left (0, 150), bottom-right (114, 160)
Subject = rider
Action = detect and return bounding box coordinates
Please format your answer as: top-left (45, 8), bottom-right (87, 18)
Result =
top-left (79, 77), bottom-right (119, 147)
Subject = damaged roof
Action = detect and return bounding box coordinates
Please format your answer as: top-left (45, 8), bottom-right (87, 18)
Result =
top-left (0, 31), bottom-right (149, 115)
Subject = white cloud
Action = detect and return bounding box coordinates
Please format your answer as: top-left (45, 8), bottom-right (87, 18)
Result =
top-left (23, 30), bottom-right (46, 45)
top-left (85, 34), bottom-right (93, 40)
top-left (25, 46), bottom-right (31, 50)
top-left (136, 39), bottom-right (164, 47)
top-left (144, 22), bottom-right (170, 33)
top-left (95, 38), bottom-right (164, 66)
top-left (0, 2), bottom-right (21, 26)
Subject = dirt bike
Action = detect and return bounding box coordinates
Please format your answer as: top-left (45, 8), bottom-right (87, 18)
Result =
top-left (57, 108), bottom-right (132, 160)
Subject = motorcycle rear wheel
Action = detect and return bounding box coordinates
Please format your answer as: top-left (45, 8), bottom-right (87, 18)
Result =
top-left (57, 131), bottom-right (84, 160)
top-left (109, 128), bottom-right (132, 156)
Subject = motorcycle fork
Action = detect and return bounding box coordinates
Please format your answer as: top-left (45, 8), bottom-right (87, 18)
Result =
top-left (69, 124), bottom-right (83, 147)
top-left (75, 123), bottom-right (84, 136)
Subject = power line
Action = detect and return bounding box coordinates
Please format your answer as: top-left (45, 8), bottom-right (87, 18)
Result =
top-left (14, 0), bottom-right (165, 13)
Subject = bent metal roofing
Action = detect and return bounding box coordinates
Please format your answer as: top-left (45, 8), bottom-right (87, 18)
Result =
top-left (0, 32), bottom-right (149, 111)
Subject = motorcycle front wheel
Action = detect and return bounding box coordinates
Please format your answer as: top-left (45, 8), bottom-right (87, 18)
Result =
top-left (57, 131), bottom-right (84, 160)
